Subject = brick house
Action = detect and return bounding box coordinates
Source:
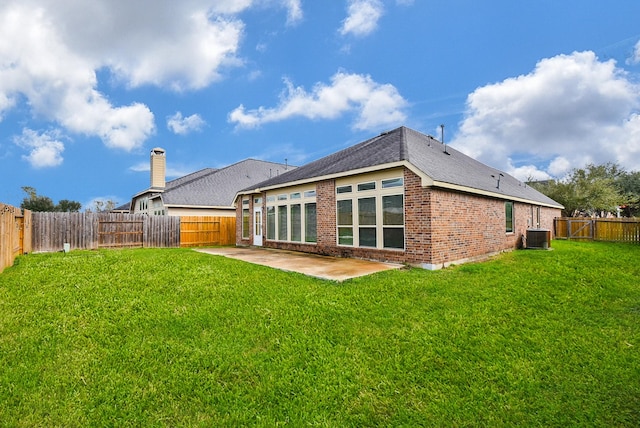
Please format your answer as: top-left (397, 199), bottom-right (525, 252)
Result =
top-left (235, 126), bottom-right (562, 269)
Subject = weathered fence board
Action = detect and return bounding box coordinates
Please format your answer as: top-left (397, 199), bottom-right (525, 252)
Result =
top-left (0, 204), bottom-right (31, 273)
top-left (32, 212), bottom-right (100, 252)
top-left (555, 217), bottom-right (640, 243)
top-left (32, 213), bottom-right (181, 252)
top-left (146, 215), bottom-right (181, 248)
top-left (180, 216), bottom-right (235, 247)
top-left (30, 213), bottom-right (230, 253)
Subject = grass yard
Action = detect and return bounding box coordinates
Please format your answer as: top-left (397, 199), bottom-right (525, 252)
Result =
top-left (0, 241), bottom-right (638, 426)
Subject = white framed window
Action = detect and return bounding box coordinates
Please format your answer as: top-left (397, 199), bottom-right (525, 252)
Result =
top-left (266, 206), bottom-right (276, 240)
top-left (357, 181), bottom-right (376, 191)
top-left (242, 198), bottom-right (250, 239)
top-left (266, 186), bottom-right (317, 243)
top-left (336, 172), bottom-right (405, 250)
top-left (505, 201), bottom-right (514, 233)
top-left (337, 199), bottom-right (353, 245)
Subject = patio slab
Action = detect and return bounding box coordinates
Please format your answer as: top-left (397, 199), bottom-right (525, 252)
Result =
top-left (195, 247), bottom-right (403, 281)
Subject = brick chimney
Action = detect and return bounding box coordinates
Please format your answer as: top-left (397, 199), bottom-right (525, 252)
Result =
top-left (150, 148), bottom-right (166, 190)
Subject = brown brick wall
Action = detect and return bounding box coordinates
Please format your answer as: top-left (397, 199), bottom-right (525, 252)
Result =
top-left (236, 196), bottom-right (253, 246)
top-left (316, 179), bottom-right (336, 252)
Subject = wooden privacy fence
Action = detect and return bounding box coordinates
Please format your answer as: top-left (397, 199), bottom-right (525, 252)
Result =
top-left (31, 212), bottom-right (235, 253)
top-left (180, 216), bottom-right (235, 248)
top-left (554, 217), bottom-right (640, 243)
top-left (0, 203), bottom-right (32, 273)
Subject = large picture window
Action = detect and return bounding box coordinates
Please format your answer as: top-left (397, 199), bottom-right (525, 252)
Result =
top-left (266, 206), bottom-right (275, 240)
top-left (383, 194), bottom-right (404, 249)
top-left (266, 187), bottom-right (317, 243)
top-left (305, 203), bottom-right (317, 243)
top-left (336, 174), bottom-right (404, 250)
top-left (337, 200), bottom-right (353, 245)
top-left (358, 197), bottom-right (376, 247)
top-left (290, 204), bottom-right (301, 242)
top-left (278, 205), bottom-right (288, 241)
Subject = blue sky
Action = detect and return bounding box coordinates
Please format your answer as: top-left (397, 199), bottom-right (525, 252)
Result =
top-left (1, 0), bottom-right (640, 209)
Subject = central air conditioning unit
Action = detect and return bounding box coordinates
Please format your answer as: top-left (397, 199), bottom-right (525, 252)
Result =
top-left (526, 229), bottom-right (551, 250)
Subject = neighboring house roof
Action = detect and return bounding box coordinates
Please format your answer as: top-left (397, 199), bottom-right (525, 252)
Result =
top-left (155, 159), bottom-right (292, 208)
top-left (112, 202), bottom-right (131, 212)
top-left (240, 126), bottom-right (563, 209)
top-left (165, 168), bottom-right (219, 190)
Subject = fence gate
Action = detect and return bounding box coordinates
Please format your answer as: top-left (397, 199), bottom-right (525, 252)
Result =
top-left (564, 218), bottom-right (594, 240)
top-left (98, 217), bottom-right (144, 248)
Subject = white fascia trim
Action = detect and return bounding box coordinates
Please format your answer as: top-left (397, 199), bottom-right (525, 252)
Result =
top-left (430, 180), bottom-right (564, 209)
top-left (238, 161), bottom-right (410, 196)
top-left (132, 188), bottom-right (164, 199)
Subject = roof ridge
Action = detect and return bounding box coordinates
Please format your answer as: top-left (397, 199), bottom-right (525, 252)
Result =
top-left (166, 168), bottom-right (219, 190)
top-left (165, 159), bottom-right (294, 194)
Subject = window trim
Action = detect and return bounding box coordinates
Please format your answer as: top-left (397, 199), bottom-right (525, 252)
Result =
top-left (266, 187), bottom-right (317, 244)
top-left (335, 175), bottom-right (405, 250)
top-left (505, 201), bottom-right (515, 233)
top-left (242, 197), bottom-right (250, 239)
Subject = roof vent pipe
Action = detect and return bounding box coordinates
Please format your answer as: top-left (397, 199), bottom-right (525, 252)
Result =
top-left (491, 173), bottom-right (504, 189)
top-left (441, 124), bottom-right (449, 155)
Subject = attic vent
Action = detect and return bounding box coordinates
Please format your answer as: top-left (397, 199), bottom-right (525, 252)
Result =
top-left (526, 229), bottom-right (551, 250)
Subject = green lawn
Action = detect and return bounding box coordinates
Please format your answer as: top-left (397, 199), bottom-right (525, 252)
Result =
top-left (0, 241), bottom-right (638, 426)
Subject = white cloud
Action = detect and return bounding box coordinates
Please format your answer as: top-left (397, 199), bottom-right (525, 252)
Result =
top-left (0, 3), bottom-right (155, 151)
top-left (14, 128), bottom-right (65, 168)
top-left (105, 12), bottom-right (244, 91)
top-left (340, 0), bottom-right (384, 37)
top-left (129, 161), bottom-right (194, 179)
top-left (228, 71), bottom-right (408, 130)
top-left (548, 156), bottom-right (572, 177)
top-left (451, 51), bottom-right (640, 180)
top-left (283, 0), bottom-right (303, 25)
top-left (0, 0), bottom-right (303, 152)
top-left (630, 40), bottom-right (640, 65)
top-left (167, 112), bottom-right (206, 135)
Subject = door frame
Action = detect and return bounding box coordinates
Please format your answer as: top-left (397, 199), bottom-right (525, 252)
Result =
top-left (253, 206), bottom-right (263, 246)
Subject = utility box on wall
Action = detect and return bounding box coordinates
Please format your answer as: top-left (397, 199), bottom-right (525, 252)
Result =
top-left (526, 229), bottom-right (551, 249)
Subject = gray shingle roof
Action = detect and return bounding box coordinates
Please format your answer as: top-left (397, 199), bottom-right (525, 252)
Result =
top-left (160, 159), bottom-right (291, 207)
top-left (243, 126), bottom-right (562, 208)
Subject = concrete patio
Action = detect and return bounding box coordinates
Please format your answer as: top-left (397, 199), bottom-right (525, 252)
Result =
top-left (195, 247), bottom-right (403, 281)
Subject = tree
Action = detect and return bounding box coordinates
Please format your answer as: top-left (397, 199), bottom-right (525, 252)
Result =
top-left (616, 170), bottom-right (640, 216)
top-left (85, 199), bottom-right (117, 213)
top-left (20, 187), bottom-right (81, 212)
top-left (56, 199), bottom-right (82, 212)
top-left (530, 163), bottom-right (628, 217)
top-left (20, 186), bottom-right (55, 212)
